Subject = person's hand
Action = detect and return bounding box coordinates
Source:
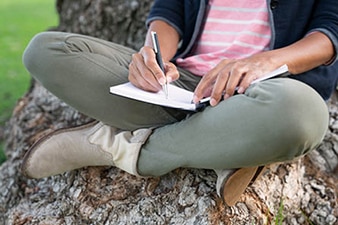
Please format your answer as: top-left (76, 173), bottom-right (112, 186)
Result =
top-left (193, 52), bottom-right (282, 106)
top-left (128, 46), bottom-right (179, 92)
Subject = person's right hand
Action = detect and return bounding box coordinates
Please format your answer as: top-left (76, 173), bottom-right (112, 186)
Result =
top-left (128, 46), bottom-right (179, 93)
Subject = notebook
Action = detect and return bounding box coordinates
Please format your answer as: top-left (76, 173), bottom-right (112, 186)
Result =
top-left (110, 64), bottom-right (289, 111)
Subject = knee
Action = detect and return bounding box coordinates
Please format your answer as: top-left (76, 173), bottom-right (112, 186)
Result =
top-left (272, 79), bottom-right (329, 158)
top-left (249, 78), bottom-right (329, 161)
top-left (285, 113), bottom-right (327, 159)
top-left (22, 32), bottom-right (55, 80)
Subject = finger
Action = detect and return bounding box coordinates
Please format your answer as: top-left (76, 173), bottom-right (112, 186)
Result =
top-left (128, 59), bottom-right (153, 91)
top-left (141, 47), bottom-right (166, 86)
top-left (193, 73), bottom-right (215, 103)
top-left (237, 71), bottom-right (258, 94)
top-left (194, 59), bottom-right (236, 103)
top-left (209, 68), bottom-right (230, 106)
top-left (129, 53), bottom-right (161, 92)
top-left (192, 62), bottom-right (226, 103)
top-left (223, 66), bottom-right (245, 98)
top-left (164, 62), bottom-right (179, 83)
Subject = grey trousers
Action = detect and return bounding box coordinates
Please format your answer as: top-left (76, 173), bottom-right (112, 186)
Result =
top-left (23, 32), bottom-right (329, 176)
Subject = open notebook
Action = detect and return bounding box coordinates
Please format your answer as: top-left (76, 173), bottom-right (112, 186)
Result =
top-left (110, 64), bottom-right (289, 111)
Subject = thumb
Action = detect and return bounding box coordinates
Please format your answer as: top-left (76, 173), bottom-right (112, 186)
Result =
top-left (164, 62), bottom-right (179, 83)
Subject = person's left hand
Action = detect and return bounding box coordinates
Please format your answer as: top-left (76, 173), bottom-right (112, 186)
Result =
top-left (193, 51), bottom-right (282, 106)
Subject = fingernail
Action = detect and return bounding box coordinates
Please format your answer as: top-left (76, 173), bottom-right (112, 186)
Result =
top-left (223, 94), bottom-right (230, 100)
top-left (237, 87), bottom-right (244, 94)
top-left (192, 95), bottom-right (199, 103)
top-left (159, 77), bottom-right (166, 85)
top-left (210, 98), bottom-right (217, 106)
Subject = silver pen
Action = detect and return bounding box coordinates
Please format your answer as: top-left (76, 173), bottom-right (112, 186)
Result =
top-left (151, 31), bottom-right (168, 99)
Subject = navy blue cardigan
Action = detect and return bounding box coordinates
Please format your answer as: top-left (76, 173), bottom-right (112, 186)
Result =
top-left (147, 0), bottom-right (338, 100)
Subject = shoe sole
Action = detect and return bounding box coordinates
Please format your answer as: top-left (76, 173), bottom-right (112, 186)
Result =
top-left (221, 166), bottom-right (266, 206)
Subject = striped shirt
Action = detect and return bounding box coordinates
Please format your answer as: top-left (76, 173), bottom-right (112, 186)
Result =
top-left (176, 0), bottom-right (271, 76)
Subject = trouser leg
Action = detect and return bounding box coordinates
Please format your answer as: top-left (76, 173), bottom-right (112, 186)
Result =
top-left (23, 32), bottom-right (329, 178)
top-left (23, 31), bottom-right (190, 130)
top-left (21, 31), bottom-right (199, 178)
top-left (138, 78), bottom-right (329, 176)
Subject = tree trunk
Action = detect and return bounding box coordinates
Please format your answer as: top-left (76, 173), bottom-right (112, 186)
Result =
top-left (0, 1), bottom-right (337, 224)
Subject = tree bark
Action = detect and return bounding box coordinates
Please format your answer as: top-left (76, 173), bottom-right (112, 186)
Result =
top-left (0, 1), bottom-right (337, 224)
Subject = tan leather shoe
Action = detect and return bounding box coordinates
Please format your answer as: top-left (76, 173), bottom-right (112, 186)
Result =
top-left (215, 166), bottom-right (266, 206)
top-left (21, 121), bottom-right (152, 179)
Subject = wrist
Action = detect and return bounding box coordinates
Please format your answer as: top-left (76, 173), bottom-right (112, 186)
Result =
top-left (145, 20), bottom-right (180, 62)
top-left (268, 32), bottom-right (335, 74)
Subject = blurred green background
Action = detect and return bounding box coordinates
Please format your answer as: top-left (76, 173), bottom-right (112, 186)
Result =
top-left (0, 0), bottom-right (58, 164)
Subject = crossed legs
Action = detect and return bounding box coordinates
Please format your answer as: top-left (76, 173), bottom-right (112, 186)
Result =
top-left (23, 32), bottom-right (329, 205)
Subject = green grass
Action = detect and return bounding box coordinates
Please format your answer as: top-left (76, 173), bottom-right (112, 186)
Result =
top-left (0, 0), bottom-right (58, 163)
top-left (274, 198), bottom-right (284, 225)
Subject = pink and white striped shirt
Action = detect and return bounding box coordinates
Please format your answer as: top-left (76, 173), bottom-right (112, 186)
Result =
top-left (176, 0), bottom-right (271, 76)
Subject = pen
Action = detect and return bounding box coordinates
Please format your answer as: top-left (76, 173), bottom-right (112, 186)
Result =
top-left (151, 31), bottom-right (168, 99)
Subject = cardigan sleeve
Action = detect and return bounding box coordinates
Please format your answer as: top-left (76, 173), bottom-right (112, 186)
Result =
top-left (145, 0), bottom-right (185, 38)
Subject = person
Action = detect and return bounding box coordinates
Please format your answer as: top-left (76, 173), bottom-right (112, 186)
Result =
top-left (21, 0), bottom-right (337, 206)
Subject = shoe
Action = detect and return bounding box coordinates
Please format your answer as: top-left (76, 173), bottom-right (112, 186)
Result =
top-left (21, 121), bottom-right (152, 179)
top-left (215, 166), bottom-right (266, 206)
